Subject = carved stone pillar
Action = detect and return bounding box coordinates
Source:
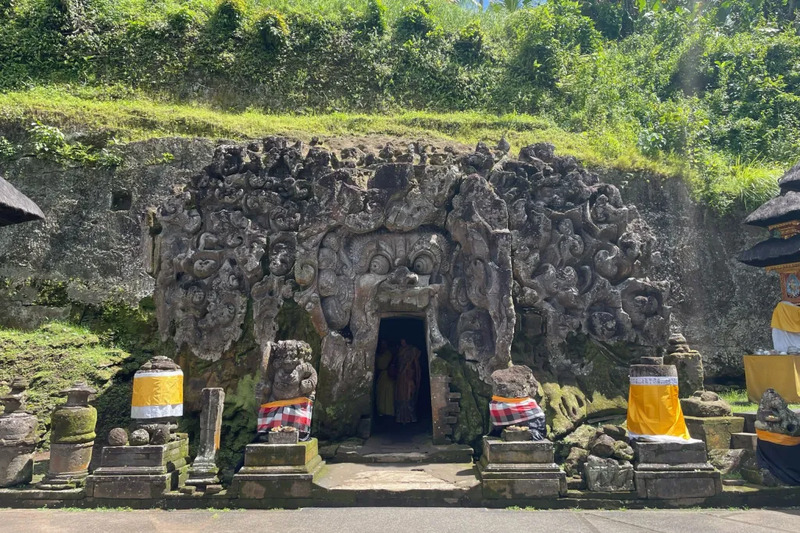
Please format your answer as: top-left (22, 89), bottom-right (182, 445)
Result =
top-left (38, 383), bottom-right (97, 490)
top-left (183, 387), bottom-right (225, 494)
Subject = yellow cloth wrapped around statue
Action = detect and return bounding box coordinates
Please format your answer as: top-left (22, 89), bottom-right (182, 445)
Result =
top-left (627, 375), bottom-right (690, 441)
top-left (131, 369), bottom-right (183, 419)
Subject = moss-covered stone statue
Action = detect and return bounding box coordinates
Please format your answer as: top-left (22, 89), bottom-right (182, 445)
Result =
top-left (255, 340), bottom-right (318, 441)
top-left (488, 365), bottom-right (546, 441)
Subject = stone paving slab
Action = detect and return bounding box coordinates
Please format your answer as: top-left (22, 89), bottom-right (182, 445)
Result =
top-left (1, 507), bottom-right (800, 533)
top-left (316, 462), bottom-right (478, 490)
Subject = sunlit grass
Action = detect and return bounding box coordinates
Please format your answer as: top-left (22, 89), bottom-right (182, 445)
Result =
top-left (718, 388), bottom-right (800, 412)
top-left (0, 85), bottom-right (783, 211)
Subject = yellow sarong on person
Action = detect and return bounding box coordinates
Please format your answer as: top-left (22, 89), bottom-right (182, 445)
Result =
top-left (772, 302), bottom-right (800, 333)
top-left (627, 376), bottom-right (690, 440)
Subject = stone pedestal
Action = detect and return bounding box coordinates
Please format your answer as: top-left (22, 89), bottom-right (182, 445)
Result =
top-left (86, 434), bottom-right (190, 499)
top-left (0, 379), bottom-right (37, 488)
top-left (478, 437), bottom-right (567, 500)
top-left (183, 388), bottom-right (224, 495)
top-left (38, 383), bottom-right (97, 490)
top-left (633, 440), bottom-right (721, 500)
top-left (684, 416), bottom-right (744, 450)
top-left (231, 439), bottom-right (324, 500)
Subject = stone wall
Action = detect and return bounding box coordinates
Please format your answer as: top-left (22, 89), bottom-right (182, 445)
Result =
top-left (600, 172), bottom-right (775, 382)
top-left (0, 136), bottom-right (776, 441)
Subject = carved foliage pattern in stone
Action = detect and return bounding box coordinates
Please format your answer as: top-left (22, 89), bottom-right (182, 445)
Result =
top-left (154, 138), bottom-right (669, 382)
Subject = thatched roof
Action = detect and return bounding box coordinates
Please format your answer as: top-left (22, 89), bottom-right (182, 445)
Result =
top-left (738, 234), bottom-right (800, 267)
top-left (744, 191), bottom-right (800, 227)
top-left (0, 176), bottom-right (44, 226)
top-left (779, 161), bottom-right (800, 192)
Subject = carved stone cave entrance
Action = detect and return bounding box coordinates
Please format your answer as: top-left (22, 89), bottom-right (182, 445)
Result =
top-left (370, 316), bottom-right (432, 441)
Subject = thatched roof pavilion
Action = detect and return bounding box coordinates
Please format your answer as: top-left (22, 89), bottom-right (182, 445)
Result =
top-left (778, 161), bottom-right (800, 193)
top-left (0, 175), bottom-right (44, 226)
top-left (738, 234), bottom-right (800, 268)
top-left (744, 191), bottom-right (800, 228)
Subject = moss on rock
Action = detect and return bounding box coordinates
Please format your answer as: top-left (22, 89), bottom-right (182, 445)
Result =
top-left (0, 322), bottom-right (129, 447)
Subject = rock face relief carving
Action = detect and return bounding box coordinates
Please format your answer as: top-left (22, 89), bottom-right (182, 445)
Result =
top-left (153, 138), bottom-right (670, 440)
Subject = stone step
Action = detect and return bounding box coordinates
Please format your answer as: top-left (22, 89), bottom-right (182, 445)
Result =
top-left (314, 462), bottom-right (480, 506)
top-left (731, 432), bottom-right (757, 452)
top-left (733, 412), bottom-right (756, 433)
top-left (333, 444), bottom-right (473, 464)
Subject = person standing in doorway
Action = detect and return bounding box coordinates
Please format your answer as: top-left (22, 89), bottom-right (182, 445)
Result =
top-left (375, 340), bottom-right (395, 417)
top-left (394, 338), bottom-right (422, 424)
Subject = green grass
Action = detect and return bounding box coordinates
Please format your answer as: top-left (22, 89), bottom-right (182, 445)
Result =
top-left (0, 85), bottom-right (783, 210)
top-left (717, 388), bottom-right (800, 412)
top-left (0, 321), bottom-right (130, 445)
top-left (0, 86), bottom-right (679, 173)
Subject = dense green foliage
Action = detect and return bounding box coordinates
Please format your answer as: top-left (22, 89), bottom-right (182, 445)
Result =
top-left (1, 0), bottom-right (799, 208)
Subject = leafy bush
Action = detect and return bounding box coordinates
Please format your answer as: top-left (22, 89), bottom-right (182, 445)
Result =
top-left (209, 0), bottom-right (247, 39)
top-left (363, 0), bottom-right (387, 36)
top-left (395, 1), bottom-right (440, 42)
top-left (255, 10), bottom-right (289, 53)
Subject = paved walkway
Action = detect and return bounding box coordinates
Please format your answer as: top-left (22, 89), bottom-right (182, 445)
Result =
top-left (2, 507), bottom-right (798, 533)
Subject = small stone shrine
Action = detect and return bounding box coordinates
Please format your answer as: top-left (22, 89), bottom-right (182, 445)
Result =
top-left (664, 334), bottom-right (704, 399)
top-left (627, 356), bottom-right (721, 500)
top-left (681, 390), bottom-right (744, 451)
top-left (231, 340), bottom-right (323, 503)
top-left (739, 164), bottom-right (800, 402)
top-left (86, 356), bottom-right (190, 499)
top-left (0, 379), bottom-right (36, 488)
top-left (38, 383), bottom-right (96, 490)
top-left (478, 365), bottom-right (566, 499)
top-left (183, 387), bottom-right (225, 495)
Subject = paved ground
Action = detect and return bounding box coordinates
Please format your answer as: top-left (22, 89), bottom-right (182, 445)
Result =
top-left (2, 507), bottom-right (799, 533)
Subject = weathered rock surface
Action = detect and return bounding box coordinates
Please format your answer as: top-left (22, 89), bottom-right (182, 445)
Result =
top-left (584, 455), bottom-right (634, 492)
top-left (681, 390), bottom-right (733, 417)
top-left (709, 448), bottom-right (747, 475)
top-left (148, 138), bottom-right (670, 442)
top-left (755, 388), bottom-right (800, 436)
top-left (0, 134), bottom-right (777, 452)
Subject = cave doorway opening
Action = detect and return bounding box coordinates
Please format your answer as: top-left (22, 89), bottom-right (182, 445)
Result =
top-left (372, 317), bottom-right (432, 441)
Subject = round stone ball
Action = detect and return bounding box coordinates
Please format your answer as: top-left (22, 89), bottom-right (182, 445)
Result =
top-left (129, 428), bottom-right (150, 446)
top-left (107, 427), bottom-right (129, 446)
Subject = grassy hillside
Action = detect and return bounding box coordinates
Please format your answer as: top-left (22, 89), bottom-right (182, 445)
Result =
top-left (1, 0), bottom-right (798, 209)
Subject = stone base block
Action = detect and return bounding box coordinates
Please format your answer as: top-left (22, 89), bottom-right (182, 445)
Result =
top-left (633, 440), bottom-right (707, 466)
top-left (0, 445), bottom-right (34, 488)
top-left (685, 416), bottom-right (745, 450)
top-left (585, 456), bottom-right (634, 492)
top-left (85, 435), bottom-right (190, 499)
top-left (479, 437), bottom-right (566, 500)
top-left (481, 437), bottom-right (554, 464)
top-left (731, 432), bottom-right (757, 452)
top-left (95, 435), bottom-right (190, 473)
top-left (87, 466), bottom-right (189, 499)
top-left (634, 469), bottom-right (722, 499)
top-left (231, 439), bottom-right (323, 500)
top-left (243, 439), bottom-right (320, 468)
top-left (479, 470), bottom-right (567, 499)
top-left (37, 471), bottom-right (89, 490)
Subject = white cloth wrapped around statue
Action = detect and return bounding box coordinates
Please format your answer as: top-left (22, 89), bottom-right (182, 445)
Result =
top-left (771, 301), bottom-right (800, 352)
